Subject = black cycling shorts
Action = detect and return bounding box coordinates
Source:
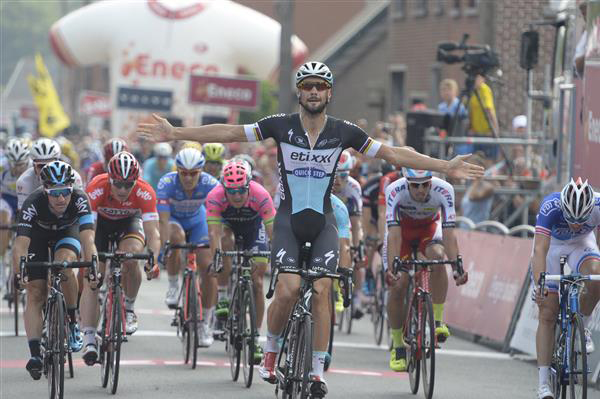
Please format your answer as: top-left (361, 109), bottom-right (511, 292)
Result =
top-left (95, 216), bottom-right (145, 252)
top-left (271, 209), bottom-right (339, 273)
top-left (26, 224), bottom-right (81, 281)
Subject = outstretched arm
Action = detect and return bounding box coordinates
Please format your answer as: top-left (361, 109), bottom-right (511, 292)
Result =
top-left (375, 144), bottom-right (483, 180)
top-left (138, 114), bottom-right (247, 144)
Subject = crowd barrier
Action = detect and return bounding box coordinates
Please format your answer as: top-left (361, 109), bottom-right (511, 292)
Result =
top-left (444, 228), bottom-right (600, 387)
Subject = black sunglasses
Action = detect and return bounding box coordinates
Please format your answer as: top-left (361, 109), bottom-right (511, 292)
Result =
top-left (297, 81), bottom-right (331, 92)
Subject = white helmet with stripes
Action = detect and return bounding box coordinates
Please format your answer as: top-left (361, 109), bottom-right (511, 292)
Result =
top-left (560, 177), bottom-right (596, 224)
top-left (6, 138), bottom-right (30, 164)
top-left (31, 138), bottom-right (61, 161)
top-left (176, 148), bottom-right (205, 170)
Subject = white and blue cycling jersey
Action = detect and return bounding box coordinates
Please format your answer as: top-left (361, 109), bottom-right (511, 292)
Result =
top-left (156, 172), bottom-right (218, 243)
top-left (534, 191), bottom-right (600, 290)
top-left (331, 194), bottom-right (350, 239)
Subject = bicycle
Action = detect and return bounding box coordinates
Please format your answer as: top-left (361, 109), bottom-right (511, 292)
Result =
top-left (367, 263), bottom-right (388, 346)
top-left (392, 244), bottom-right (464, 399)
top-left (164, 241), bottom-right (206, 370)
top-left (267, 242), bottom-right (353, 399)
top-left (19, 255), bottom-right (97, 399)
top-left (538, 256), bottom-right (600, 399)
top-left (337, 244), bottom-right (363, 335)
top-left (97, 248), bottom-right (154, 395)
top-left (1, 224), bottom-right (23, 337)
top-left (221, 239), bottom-right (270, 388)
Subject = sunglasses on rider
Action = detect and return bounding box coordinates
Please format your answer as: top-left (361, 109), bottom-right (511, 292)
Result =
top-left (225, 187), bottom-right (248, 195)
top-left (297, 81), bottom-right (331, 92)
top-left (45, 187), bottom-right (73, 197)
top-left (336, 171), bottom-right (350, 179)
top-left (409, 181), bottom-right (432, 189)
top-left (111, 179), bottom-right (135, 190)
top-left (179, 169), bottom-right (201, 177)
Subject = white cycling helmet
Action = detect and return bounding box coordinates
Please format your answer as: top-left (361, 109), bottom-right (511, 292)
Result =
top-left (6, 139), bottom-right (30, 164)
top-left (31, 138), bottom-right (61, 161)
top-left (175, 148), bottom-right (205, 170)
top-left (337, 150), bottom-right (354, 171)
top-left (154, 142), bottom-right (173, 157)
top-left (295, 61), bottom-right (333, 86)
top-left (560, 178), bottom-right (596, 224)
top-left (402, 167), bottom-right (433, 182)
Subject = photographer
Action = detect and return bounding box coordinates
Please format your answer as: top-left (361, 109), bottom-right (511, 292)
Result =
top-left (468, 74), bottom-right (500, 160)
top-left (437, 79), bottom-right (469, 155)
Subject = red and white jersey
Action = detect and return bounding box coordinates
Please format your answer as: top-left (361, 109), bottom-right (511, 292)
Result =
top-left (385, 177), bottom-right (456, 228)
top-left (86, 173), bottom-right (158, 222)
top-left (85, 161), bottom-right (105, 186)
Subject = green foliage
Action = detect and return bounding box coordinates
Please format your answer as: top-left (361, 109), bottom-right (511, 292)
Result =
top-left (238, 80), bottom-right (279, 124)
top-left (0, 1), bottom-right (82, 85)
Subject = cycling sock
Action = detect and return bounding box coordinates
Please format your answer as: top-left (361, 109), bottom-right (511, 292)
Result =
top-left (67, 307), bottom-right (77, 324)
top-left (217, 286), bottom-right (228, 302)
top-left (28, 339), bottom-right (41, 358)
top-left (538, 366), bottom-right (550, 386)
top-left (83, 328), bottom-right (96, 346)
top-left (265, 330), bottom-right (280, 353)
top-left (391, 328), bottom-right (405, 348)
top-left (204, 306), bottom-right (215, 324)
top-left (168, 274), bottom-right (178, 289)
top-left (311, 351), bottom-right (327, 378)
top-left (433, 303), bottom-right (444, 323)
top-left (125, 296), bottom-right (136, 312)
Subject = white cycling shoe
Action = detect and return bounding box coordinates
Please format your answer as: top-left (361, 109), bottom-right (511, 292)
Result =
top-left (198, 322), bottom-right (214, 348)
top-left (125, 311), bottom-right (138, 335)
top-left (165, 287), bottom-right (178, 308)
top-left (537, 383), bottom-right (554, 399)
top-left (584, 328), bottom-right (595, 354)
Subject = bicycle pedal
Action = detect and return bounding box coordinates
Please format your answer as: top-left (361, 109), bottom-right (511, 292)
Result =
top-left (170, 319), bottom-right (178, 327)
top-left (122, 337), bottom-right (128, 342)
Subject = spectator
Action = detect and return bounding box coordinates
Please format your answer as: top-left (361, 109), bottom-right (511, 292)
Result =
top-left (468, 74), bottom-right (500, 160)
top-left (460, 154), bottom-right (495, 224)
top-left (438, 78), bottom-right (470, 154)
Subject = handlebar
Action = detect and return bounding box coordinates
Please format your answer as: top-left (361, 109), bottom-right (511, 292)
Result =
top-left (99, 251), bottom-right (154, 280)
top-left (393, 255), bottom-right (464, 277)
top-left (20, 255), bottom-right (98, 287)
top-left (222, 250), bottom-right (271, 258)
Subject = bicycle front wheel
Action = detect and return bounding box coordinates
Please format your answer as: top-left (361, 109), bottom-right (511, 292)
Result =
top-left (550, 326), bottom-right (567, 399)
top-left (182, 274), bottom-right (199, 369)
top-left (108, 285), bottom-right (124, 394)
top-left (47, 298), bottom-right (65, 399)
top-left (241, 284), bottom-right (257, 388)
top-left (405, 294), bottom-right (420, 395)
top-left (420, 294), bottom-right (435, 399)
top-left (227, 287), bottom-right (241, 381)
top-left (373, 269), bottom-right (385, 346)
top-left (298, 315), bottom-right (313, 399)
top-left (568, 313), bottom-right (587, 399)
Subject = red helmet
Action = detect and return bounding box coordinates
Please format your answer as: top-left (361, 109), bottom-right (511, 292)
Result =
top-left (221, 160), bottom-right (250, 189)
top-left (103, 138), bottom-right (129, 162)
top-left (108, 151), bottom-right (140, 182)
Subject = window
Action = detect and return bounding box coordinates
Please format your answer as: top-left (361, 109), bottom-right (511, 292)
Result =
top-left (392, 0), bottom-right (406, 19)
top-left (450, 0), bottom-right (461, 18)
top-left (389, 68), bottom-right (405, 112)
top-left (434, 0), bottom-right (444, 16)
top-left (465, 0), bottom-right (478, 16)
top-left (414, 0), bottom-right (428, 18)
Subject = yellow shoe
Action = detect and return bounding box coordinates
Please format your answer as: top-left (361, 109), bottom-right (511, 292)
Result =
top-left (335, 290), bottom-right (344, 313)
top-left (389, 347), bottom-right (407, 372)
top-left (435, 322), bottom-right (450, 343)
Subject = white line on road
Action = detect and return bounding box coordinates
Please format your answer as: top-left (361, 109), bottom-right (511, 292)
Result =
top-left (0, 329), bottom-right (528, 361)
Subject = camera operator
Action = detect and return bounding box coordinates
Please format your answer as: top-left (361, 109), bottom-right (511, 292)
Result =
top-left (438, 79), bottom-right (469, 155)
top-left (468, 74), bottom-right (500, 160)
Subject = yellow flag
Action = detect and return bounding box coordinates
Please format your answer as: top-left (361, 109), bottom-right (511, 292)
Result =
top-left (27, 53), bottom-right (70, 138)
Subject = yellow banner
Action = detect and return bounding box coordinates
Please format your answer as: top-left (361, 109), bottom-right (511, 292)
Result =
top-left (27, 53), bottom-right (70, 138)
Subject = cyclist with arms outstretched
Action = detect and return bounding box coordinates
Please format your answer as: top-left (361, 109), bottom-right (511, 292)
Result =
top-left (138, 61), bottom-right (483, 397)
top-left (532, 178), bottom-right (600, 399)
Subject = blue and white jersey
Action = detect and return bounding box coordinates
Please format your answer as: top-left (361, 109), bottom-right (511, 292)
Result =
top-left (535, 192), bottom-right (600, 244)
top-left (331, 194), bottom-right (350, 239)
top-left (156, 171), bottom-right (218, 225)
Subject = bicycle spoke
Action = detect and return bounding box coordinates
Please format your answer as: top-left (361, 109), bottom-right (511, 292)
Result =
top-left (568, 314), bottom-right (587, 399)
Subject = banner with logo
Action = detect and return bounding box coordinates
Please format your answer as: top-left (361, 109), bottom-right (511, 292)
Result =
top-left (78, 91), bottom-right (111, 117)
top-left (189, 75), bottom-right (259, 110)
top-left (444, 230), bottom-right (532, 344)
top-left (27, 53), bottom-right (70, 137)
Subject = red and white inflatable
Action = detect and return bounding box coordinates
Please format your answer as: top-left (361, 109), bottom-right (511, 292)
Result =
top-left (50, 0), bottom-right (308, 134)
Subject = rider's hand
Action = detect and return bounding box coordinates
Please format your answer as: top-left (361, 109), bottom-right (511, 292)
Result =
top-left (137, 113), bottom-right (176, 142)
top-left (158, 249), bottom-right (166, 267)
top-left (532, 284), bottom-right (548, 305)
top-left (453, 271), bottom-right (468, 286)
top-left (385, 269), bottom-right (400, 286)
top-left (145, 263), bottom-right (160, 280)
top-left (446, 154), bottom-right (484, 180)
top-left (14, 272), bottom-right (25, 291)
top-left (86, 271), bottom-right (103, 290)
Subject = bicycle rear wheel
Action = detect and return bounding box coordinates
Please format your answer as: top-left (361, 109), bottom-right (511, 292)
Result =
top-left (108, 285), bottom-right (123, 394)
top-left (100, 295), bottom-right (110, 388)
top-left (13, 280), bottom-right (19, 337)
top-left (421, 293), bottom-right (435, 399)
top-left (405, 294), bottom-right (420, 395)
top-left (325, 287), bottom-right (335, 372)
top-left (47, 298), bottom-right (65, 399)
top-left (344, 300), bottom-right (353, 334)
top-left (568, 313), bottom-right (587, 399)
top-left (241, 284), bottom-right (256, 387)
top-left (227, 287), bottom-right (241, 381)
